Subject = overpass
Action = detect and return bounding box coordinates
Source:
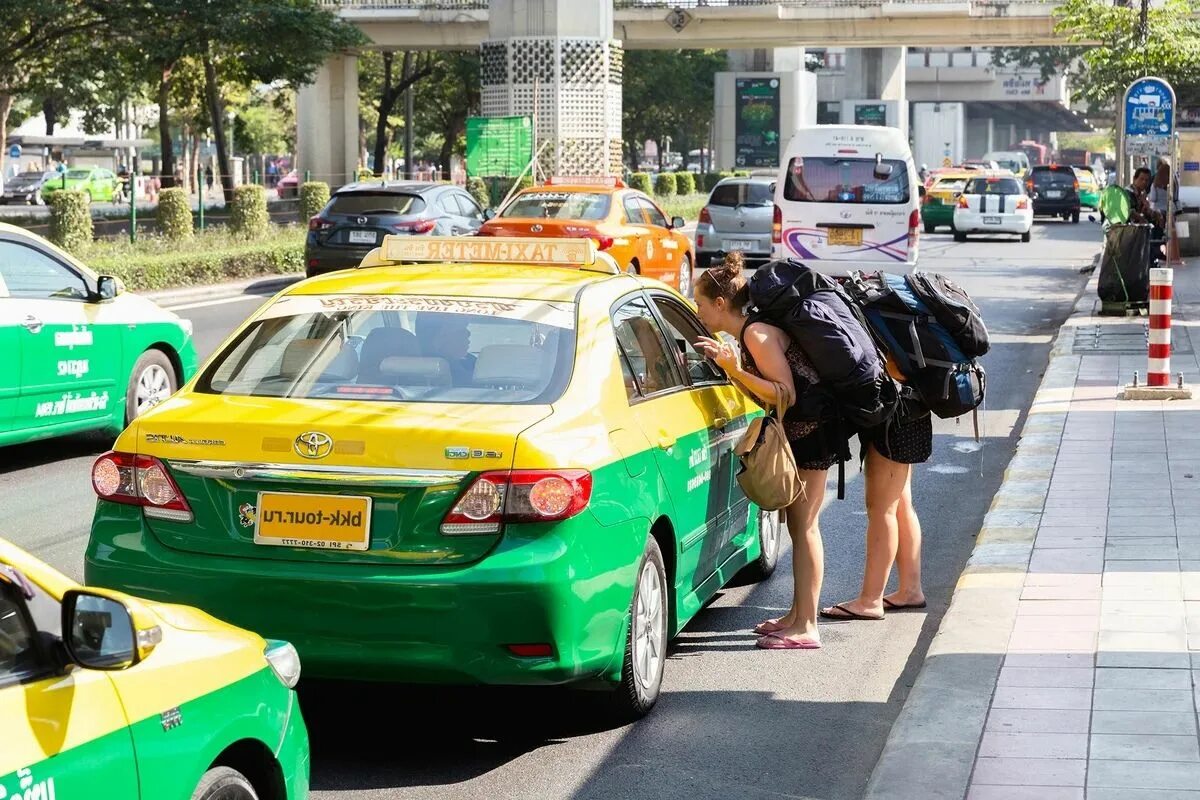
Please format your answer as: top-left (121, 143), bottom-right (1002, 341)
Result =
top-left (320, 0), bottom-right (1077, 49)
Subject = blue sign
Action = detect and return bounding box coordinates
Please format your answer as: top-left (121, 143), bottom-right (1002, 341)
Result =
top-left (1124, 77), bottom-right (1175, 138)
top-left (7, 144), bottom-right (19, 159)
top-left (1187, 162), bottom-right (1200, 172)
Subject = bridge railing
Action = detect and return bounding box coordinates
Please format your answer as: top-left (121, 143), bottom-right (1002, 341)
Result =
top-left (319, 0), bottom-right (489, 9)
top-left (320, 0), bottom-right (1056, 6)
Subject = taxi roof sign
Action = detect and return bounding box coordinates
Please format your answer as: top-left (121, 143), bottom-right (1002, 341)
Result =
top-left (544, 176), bottom-right (625, 188)
top-left (381, 235), bottom-right (598, 268)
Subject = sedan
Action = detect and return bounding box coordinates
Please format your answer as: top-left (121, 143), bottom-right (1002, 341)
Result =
top-left (695, 177), bottom-right (775, 268)
top-left (953, 175), bottom-right (1033, 242)
top-left (1, 171), bottom-right (56, 205)
top-left (40, 166), bottom-right (120, 203)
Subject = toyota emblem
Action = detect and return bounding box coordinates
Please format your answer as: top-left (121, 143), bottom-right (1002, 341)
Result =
top-left (295, 431), bottom-right (334, 459)
top-left (357, 216), bottom-right (368, 225)
top-left (530, 224), bottom-right (543, 233)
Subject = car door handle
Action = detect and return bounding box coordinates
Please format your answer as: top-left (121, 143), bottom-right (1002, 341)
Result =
top-left (657, 434), bottom-right (676, 451)
top-left (713, 415), bottom-right (729, 429)
top-left (21, 315), bottom-right (43, 334)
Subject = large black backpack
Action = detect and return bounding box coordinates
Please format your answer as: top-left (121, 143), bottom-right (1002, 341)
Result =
top-left (748, 260), bottom-right (900, 433)
top-left (841, 271), bottom-right (988, 421)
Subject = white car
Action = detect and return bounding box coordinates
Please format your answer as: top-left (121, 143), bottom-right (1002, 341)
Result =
top-left (953, 175), bottom-right (1033, 243)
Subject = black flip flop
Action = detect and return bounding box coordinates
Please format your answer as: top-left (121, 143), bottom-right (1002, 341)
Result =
top-left (819, 602), bottom-right (884, 621)
top-left (883, 598), bottom-right (928, 611)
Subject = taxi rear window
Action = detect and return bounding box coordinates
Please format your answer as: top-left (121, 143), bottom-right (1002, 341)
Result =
top-left (328, 192), bottom-right (425, 216)
top-left (197, 295), bottom-right (576, 405)
top-left (965, 177), bottom-right (1023, 195)
top-left (500, 191), bottom-right (610, 220)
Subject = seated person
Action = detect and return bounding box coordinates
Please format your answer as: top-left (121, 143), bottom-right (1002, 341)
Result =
top-left (415, 314), bottom-right (477, 385)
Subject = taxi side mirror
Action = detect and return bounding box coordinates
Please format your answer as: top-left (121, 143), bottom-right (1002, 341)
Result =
top-left (62, 590), bottom-right (139, 670)
top-left (95, 275), bottom-right (120, 301)
top-left (670, 216), bottom-right (686, 229)
top-left (918, 185), bottom-right (927, 198)
top-left (483, 208), bottom-right (497, 221)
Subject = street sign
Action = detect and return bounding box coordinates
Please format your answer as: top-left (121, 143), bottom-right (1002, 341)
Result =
top-left (8, 144), bottom-right (20, 159)
top-left (1124, 77), bottom-right (1175, 139)
top-left (665, 9), bottom-right (692, 33)
top-left (465, 116), bottom-right (533, 178)
top-left (1126, 135), bottom-right (1173, 157)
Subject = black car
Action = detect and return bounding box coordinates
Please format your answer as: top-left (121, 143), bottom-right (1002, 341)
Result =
top-left (1026, 165), bottom-right (1081, 223)
top-left (1, 170), bottom-right (56, 205)
top-left (305, 182), bottom-right (490, 277)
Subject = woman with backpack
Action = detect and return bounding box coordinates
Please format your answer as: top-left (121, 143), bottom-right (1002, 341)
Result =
top-left (694, 254), bottom-right (852, 650)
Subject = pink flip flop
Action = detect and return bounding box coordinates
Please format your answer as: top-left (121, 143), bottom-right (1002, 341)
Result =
top-left (753, 618), bottom-right (789, 635)
top-left (756, 633), bottom-right (822, 650)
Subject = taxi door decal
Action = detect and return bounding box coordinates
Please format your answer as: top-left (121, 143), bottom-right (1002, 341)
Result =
top-left (0, 298), bottom-right (22, 434)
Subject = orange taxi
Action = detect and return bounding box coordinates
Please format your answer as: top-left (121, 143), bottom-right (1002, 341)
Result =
top-left (477, 177), bottom-right (696, 296)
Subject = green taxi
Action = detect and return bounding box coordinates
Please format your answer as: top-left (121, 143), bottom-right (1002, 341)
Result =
top-left (921, 170), bottom-right (977, 232)
top-left (0, 224), bottom-right (197, 448)
top-left (40, 166), bottom-right (120, 203)
top-left (1074, 166), bottom-right (1101, 210)
top-left (2, 536), bottom-right (309, 799)
top-left (86, 236), bottom-right (782, 718)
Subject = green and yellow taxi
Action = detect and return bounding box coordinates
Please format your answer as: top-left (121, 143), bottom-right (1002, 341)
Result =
top-left (920, 170), bottom-right (979, 232)
top-left (0, 223), bottom-right (197, 448)
top-left (85, 236), bottom-right (781, 718)
top-left (1073, 166), bottom-right (1101, 210)
top-left (2, 537), bottom-right (309, 799)
top-left (40, 166), bottom-right (121, 203)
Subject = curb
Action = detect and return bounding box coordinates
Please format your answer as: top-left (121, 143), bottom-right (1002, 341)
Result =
top-left (863, 271), bottom-right (1094, 800)
top-left (144, 274), bottom-right (303, 306)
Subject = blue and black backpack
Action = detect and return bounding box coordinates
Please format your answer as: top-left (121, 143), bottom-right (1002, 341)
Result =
top-left (841, 271), bottom-right (988, 422)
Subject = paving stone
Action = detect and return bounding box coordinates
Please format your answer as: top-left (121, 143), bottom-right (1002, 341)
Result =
top-left (1004, 653), bottom-right (1094, 669)
top-left (1107, 536), bottom-right (1180, 548)
top-left (1018, 600), bottom-right (1102, 616)
top-left (1090, 710), bottom-right (1199, 735)
top-left (986, 708), bottom-right (1092, 734)
top-left (1095, 651), bottom-right (1193, 669)
top-left (978, 732), bottom-right (1089, 759)
top-left (1092, 688), bottom-right (1196, 712)
top-left (968, 787), bottom-right (1082, 800)
top-left (1102, 584), bottom-right (1185, 601)
top-left (1028, 574), bottom-right (1103, 588)
top-left (1106, 545), bottom-right (1181, 560)
top-left (992, 686), bottom-right (1092, 710)
top-left (1030, 549), bottom-right (1105, 574)
top-left (1037, 536), bottom-right (1109, 549)
top-left (1094, 668), bottom-right (1194, 690)
top-left (1090, 733), bottom-right (1200, 762)
top-left (1010, 629), bottom-right (1097, 652)
top-left (1086, 789), bottom-right (1200, 799)
top-left (1024, 585), bottom-right (1104, 601)
top-left (1098, 630), bottom-right (1189, 652)
top-left (998, 667), bottom-right (1095, 688)
top-left (1087, 759), bottom-right (1200, 790)
top-left (1099, 614), bottom-right (1187, 634)
top-left (1105, 560), bottom-right (1183, 573)
top-left (970, 757), bottom-right (1086, 787)
top-left (1014, 617), bottom-right (1100, 634)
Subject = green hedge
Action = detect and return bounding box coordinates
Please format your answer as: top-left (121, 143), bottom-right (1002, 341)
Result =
top-left (674, 171), bottom-right (696, 195)
top-left (467, 177), bottom-right (490, 210)
top-left (299, 181), bottom-right (330, 221)
top-left (628, 172), bottom-right (652, 194)
top-left (89, 239), bottom-right (303, 292)
top-left (480, 175), bottom-right (534, 208)
top-left (702, 172), bottom-right (723, 192)
top-left (48, 190), bottom-right (92, 254)
top-left (231, 185), bottom-right (269, 239)
top-left (653, 172), bottom-right (677, 197)
top-left (157, 188), bottom-right (193, 240)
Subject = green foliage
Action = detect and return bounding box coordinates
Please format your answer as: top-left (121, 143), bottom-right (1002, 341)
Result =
top-left (654, 172), bottom-right (678, 197)
top-left (623, 49), bottom-right (727, 170)
top-left (157, 188), bottom-right (193, 240)
top-left (629, 172), bottom-right (652, 193)
top-left (234, 101), bottom-right (290, 156)
top-left (299, 181), bottom-right (331, 221)
top-left (230, 184), bottom-right (269, 239)
top-left (467, 177), bottom-right (490, 210)
top-left (655, 193), bottom-right (709, 223)
top-left (356, 167), bottom-right (375, 181)
top-left (48, 190), bottom-right (92, 253)
top-left (733, 170), bottom-right (752, 178)
top-left (674, 171), bottom-right (696, 195)
top-left (480, 175), bottom-right (534, 208)
top-left (702, 172), bottom-right (723, 192)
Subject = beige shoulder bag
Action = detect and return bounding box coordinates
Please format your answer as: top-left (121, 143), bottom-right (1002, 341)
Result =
top-left (733, 381), bottom-right (803, 511)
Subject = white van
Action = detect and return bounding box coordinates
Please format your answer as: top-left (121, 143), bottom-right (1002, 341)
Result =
top-left (772, 125), bottom-right (920, 272)
top-left (983, 150), bottom-right (1031, 177)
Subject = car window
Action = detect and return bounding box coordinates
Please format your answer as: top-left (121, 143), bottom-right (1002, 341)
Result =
top-left (197, 294), bottom-right (577, 405)
top-left (0, 240), bottom-right (88, 301)
top-left (651, 296), bottom-right (725, 385)
top-left (622, 196), bottom-right (646, 224)
top-left (612, 296), bottom-right (684, 399)
top-left (455, 193), bottom-right (484, 219)
top-left (965, 177), bottom-right (1024, 195)
top-left (637, 197), bottom-right (668, 228)
top-left (0, 583), bottom-right (49, 688)
top-left (500, 191), bottom-right (611, 220)
top-left (65, 170), bottom-right (91, 180)
top-left (784, 157), bottom-right (910, 204)
top-left (1033, 169), bottom-right (1076, 188)
top-left (709, 182), bottom-right (773, 207)
top-left (328, 192), bottom-right (426, 216)
top-left (932, 178), bottom-right (968, 193)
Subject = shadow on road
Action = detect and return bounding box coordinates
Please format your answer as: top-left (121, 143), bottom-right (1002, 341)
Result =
top-left (0, 431), bottom-right (110, 475)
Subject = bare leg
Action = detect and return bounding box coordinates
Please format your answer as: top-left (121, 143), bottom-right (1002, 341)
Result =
top-left (822, 445), bottom-right (908, 619)
top-left (886, 469), bottom-right (925, 608)
top-left (760, 468), bottom-right (827, 644)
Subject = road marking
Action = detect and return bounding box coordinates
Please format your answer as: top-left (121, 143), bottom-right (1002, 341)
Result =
top-left (165, 295), bottom-right (267, 312)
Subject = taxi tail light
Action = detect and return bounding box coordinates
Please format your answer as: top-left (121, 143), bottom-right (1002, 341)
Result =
top-left (698, 207), bottom-right (712, 225)
top-left (393, 219), bottom-right (436, 234)
top-left (594, 235), bottom-right (614, 251)
top-left (1074, 179), bottom-right (1081, 192)
top-left (1016, 197), bottom-right (1030, 210)
top-left (440, 470), bottom-right (592, 535)
top-left (772, 204), bottom-right (782, 244)
top-left (957, 195), bottom-right (970, 209)
top-left (308, 215), bottom-right (334, 232)
top-left (91, 451), bottom-right (193, 522)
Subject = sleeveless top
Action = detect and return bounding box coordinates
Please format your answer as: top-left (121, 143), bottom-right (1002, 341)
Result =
top-left (739, 333), bottom-right (821, 441)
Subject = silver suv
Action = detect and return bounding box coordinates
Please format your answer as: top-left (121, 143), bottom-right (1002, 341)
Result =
top-left (696, 177), bottom-right (776, 269)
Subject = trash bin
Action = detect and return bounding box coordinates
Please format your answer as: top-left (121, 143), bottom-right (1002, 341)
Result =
top-left (1098, 223), bottom-right (1153, 310)
top-left (1177, 210), bottom-right (1200, 257)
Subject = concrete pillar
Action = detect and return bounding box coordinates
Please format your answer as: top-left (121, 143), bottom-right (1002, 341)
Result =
top-left (715, 47), bottom-right (816, 170)
top-left (296, 53), bottom-right (359, 188)
top-left (841, 47), bottom-right (907, 138)
top-left (965, 116), bottom-right (994, 159)
top-left (480, 0), bottom-right (621, 176)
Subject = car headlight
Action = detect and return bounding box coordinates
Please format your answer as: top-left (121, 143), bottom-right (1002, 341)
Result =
top-left (180, 318), bottom-right (194, 337)
top-left (265, 640), bottom-right (301, 688)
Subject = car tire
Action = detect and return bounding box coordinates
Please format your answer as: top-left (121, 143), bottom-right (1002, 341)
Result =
top-left (739, 507), bottom-right (784, 583)
top-left (610, 537), bottom-right (668, 721)
top-left (923, 222), bottom-right (935, 234)
top-left (1071, 211), bottom-right (1080, 224)
top-left (954, 232), bottom-right (967, 243)
top-left (191, 766), bottom-right (259, 800)
top-left (678, 255), bottom-right (693, 298)
top-left (125, 350), bottom-right (177, 425)
top-left (1021, 231), bottom-right (1031, 242)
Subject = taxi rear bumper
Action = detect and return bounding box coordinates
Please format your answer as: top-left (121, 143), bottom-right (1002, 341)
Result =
top-left (87, 504), bottom-right (639, 687)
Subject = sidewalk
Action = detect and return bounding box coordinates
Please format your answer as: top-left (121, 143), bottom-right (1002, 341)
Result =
top-left (868, 259), bottom-right (1200, 799)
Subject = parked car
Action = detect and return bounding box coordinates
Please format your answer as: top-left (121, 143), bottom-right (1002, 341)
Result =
top-left (305, 181), bottom-right (488, 277)
top-left (0, 223), bottom-right (197, 447)
top-left (277, 170), bottom-right (299, 199)
top-left (953, 174), bottom-right (1033, 242)
top-left (1026, 164), bottom-right (1082, 223)
top-left (695, 176), bottom-right (775, 268)
top-left (1073, 166), bottom-right (1101, 210)
top-left (1, 170), bottom-right (56, 205)
top-left (39, 166), bottom-right (120, 203)
top-left (1, 536), bottom-right (309, 799)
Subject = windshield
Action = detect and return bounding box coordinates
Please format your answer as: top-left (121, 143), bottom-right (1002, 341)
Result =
top-left (1033, 169), bottom-right (1076, 188)
top-left (932, 179), bottom-right (968, 193)
top-left (966, 178), bottom-right (1024, 195)
top-left (783, 157), bottom-right (910, 204)
top-left (500, 191), bottom-right (611, 220)
top-left (65, 170), bottom-right (92, 180)
top-left (328, 193), bottom-right (425, 216)
top-left (708, 182), bottom-right (773, 207)
top-left (197, 294), bottom-right (576, 405)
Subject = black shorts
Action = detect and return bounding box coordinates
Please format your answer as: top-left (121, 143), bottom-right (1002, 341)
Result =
top-left (859, 403), bottom-right (933, 465)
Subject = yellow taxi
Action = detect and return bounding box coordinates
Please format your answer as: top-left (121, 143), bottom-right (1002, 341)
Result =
top-left (2, 537), bottom-right (308, 799)
top-left (85, 236), bottom-right (780, 719)
top-left (476, 177), bottom-right (696, 296)
top-left (920, 169), bottom-right (982, 233)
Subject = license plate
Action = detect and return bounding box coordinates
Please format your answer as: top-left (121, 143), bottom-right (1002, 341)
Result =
top-left (827, 227), bottom-right (863, 246)
top-left (1046, 190), bottom-right (1063, 199)
top-left (254, 491), bottom-right (372, 551)
top-left (725, 239), bottom-right (757, 252)
top-left (983, 216), bottom-right (1002, 224)
top-left (348, 229), bottom-right (377, 245)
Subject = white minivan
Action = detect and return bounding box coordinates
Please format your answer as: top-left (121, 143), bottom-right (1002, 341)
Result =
top-left (772, 125), bottom-right (920, 272)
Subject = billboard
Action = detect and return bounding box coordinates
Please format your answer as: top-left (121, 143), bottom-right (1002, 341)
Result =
top-left (466, 116), bottom-right (533, 177)
top-left (734, 77), bottom-right (781, 168)
top-left (854, 103), bottom-right (888, 127)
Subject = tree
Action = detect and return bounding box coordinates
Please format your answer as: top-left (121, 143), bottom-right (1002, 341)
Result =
top-left (413, 52), bottom-right (481, 180)
top-left (366, 51), bottom-right (436, 177)
top-left (622, 49), bottom-right (726, 171)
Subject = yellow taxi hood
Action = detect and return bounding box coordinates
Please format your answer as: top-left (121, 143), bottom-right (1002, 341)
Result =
top-left (292, 263), bottom-right (604, 303)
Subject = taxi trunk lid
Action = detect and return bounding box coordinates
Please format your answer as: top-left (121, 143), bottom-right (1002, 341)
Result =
top-left (136, 395), bottom-right (548, 566)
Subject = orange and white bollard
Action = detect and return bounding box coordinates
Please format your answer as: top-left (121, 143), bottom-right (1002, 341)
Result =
top-left (1148, 267), bottom-right (1173, 387)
